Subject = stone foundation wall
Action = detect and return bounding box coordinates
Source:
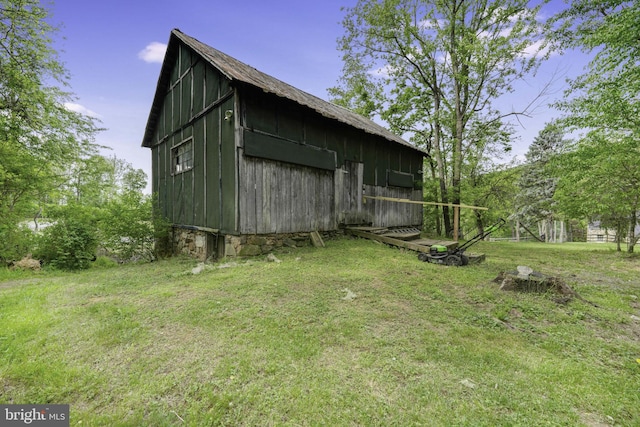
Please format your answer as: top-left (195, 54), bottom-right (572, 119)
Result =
top-left (225, 231), bottom-right (340, 257)
top-left (172, 228), bottom-right (210, 260)
top-left (172, 227), bottom-right (341, 260)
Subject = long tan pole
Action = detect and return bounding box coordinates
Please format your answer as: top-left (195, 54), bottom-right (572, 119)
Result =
top-left (362, 195), bottom-right (489, 211)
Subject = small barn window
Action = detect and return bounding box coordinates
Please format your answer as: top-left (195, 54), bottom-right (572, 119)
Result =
top-left (172, 139), bottom-right (193, 174)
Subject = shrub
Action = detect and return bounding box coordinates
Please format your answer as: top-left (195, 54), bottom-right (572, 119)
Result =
top-left (36, 213), bottom-right (98, 270)
top-left (0, 223), bottom-right (37, 264)
top-left (99, 192), bottom-right (156, 261)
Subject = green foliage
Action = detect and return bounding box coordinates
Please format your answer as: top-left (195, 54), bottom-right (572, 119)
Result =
top-left (514, 123), bottom-right (568, 227)
top-left (91, 256), bottom-right (118, 269)
top-left (58, 158), bottom-right (165, 263)
top-left (551, 0), bottom-right (640, 252)
top-left (461, 160), bottom-right (521, 237)
top-left (99, 191), bottom-right (155, 262)
top-left (553, 0), bottom-right (639, 134)
top-left (35, 206), bottom-right (98, 270)
top-left (332, 0), bottom-right (550, 235)
top-left (0, 223), bottom-right (36, 263)
top-left (0, 0), bottom-right (101, 261)
top-left (553, 131), bottom-right (640, 252)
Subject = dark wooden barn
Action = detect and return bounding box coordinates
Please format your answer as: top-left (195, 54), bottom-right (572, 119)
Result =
top-left (142, 29), bottom-right (426, 259)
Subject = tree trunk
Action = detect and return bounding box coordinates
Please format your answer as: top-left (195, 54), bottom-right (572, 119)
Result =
top-left (627, 210), bottom-right (637, 253)
top-left (431, 91), bottom-right (451, 237)
top-left (449, 7), bottom-right (465, 240)
top-left (537, 221), bottom-right (544, 242)
top-left (434, 140), bottom-right (451, 236)
top-left (616, 221), bottom-right (624, 251)
top-left (475, 210), bottom-right (484, 237)
top-left (427, 159), bottom-right (442, 236)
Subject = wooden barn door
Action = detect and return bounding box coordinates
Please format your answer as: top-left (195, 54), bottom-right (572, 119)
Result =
top-left (337, 161), bottom-right (367, 225)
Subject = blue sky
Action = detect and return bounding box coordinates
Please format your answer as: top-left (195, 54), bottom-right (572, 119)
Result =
top-left (49, 0), bottom-right (592, 188)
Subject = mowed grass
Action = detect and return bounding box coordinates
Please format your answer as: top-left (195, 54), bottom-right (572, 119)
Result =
top-left (1, 237), bottom-right (639, 426)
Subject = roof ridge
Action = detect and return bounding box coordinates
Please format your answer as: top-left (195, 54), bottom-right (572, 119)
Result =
top-left (143, 29), bottom-right (426, 156)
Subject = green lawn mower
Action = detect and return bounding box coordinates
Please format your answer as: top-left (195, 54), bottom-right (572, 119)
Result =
top-left (418, 218), bottom-right (506, 266)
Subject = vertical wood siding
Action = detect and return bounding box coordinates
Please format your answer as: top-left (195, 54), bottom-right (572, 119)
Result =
top-left (149, 41), bottom-right (425, 237)
top-left (149, 43), bottom-right (236, 232)
top-left (239, 156), bottom-right (335, 234)
top-left (362, 185), bottom-right (423, 227)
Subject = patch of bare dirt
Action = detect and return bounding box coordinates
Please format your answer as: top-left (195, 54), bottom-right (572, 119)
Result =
top-left (0, 278), bottom-right (41, 290)
top-left (578, 411), bottom-right (614, 427)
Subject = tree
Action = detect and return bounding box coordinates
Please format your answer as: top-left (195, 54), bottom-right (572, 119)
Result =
top-left (513, 123), bottom-right (568, 241)
top-left (551, 0), bottom-right (639, 251)
top-left (462, 160), bottom-right (520, 238)
top-left (552, 0), bottom-right (639, 135)
top-left (0, 0), bottom-right (100, 262)
top-left (36, 205), bottom-right (99, 270)
top-left (94, 162), bottom-right (159, 262)
top-left (99, 188), bottom-right (157, 262)
top-left (61, 155), bottom-right (146, 207)
top-left (42, 155), bottom-right (159, 266)
top-left (330, 0), bottom-right (550, 236)
top-left (553, 131), bottom-right (640, 252)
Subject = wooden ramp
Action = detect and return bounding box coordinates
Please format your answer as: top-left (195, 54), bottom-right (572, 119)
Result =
top-left (346, 226), bottom-right (486, 264)
top-left (345, 226), bottom-right (458, 254)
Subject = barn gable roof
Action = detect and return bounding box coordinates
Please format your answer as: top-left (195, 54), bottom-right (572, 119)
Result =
top-left (142, 29), bottom-right (424, 155)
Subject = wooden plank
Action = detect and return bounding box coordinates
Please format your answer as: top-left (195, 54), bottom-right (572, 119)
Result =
top-left (361, 185), bottom-right (423, 228)
top-left (193, 120), bottom-right (205, 227)
top-left (244, 129), bottom-right (337, 171)
top-left (244, 158), bottom-right (335, 234)
top-left (381, 231), bottom-right (421, 241)
top-left (347, 226), bottom-right (388, 232)
top-left (205, 110), bottom-right (221, 230)
top-left (280, 164), bottom-right (292, 232)
top-left (347, 229), bottom-right (452, 254)
top-left (262, 161), bottom-right (274, 233)
top-left (192, 60), bottom-right (205, 112)
top-left (310, 231), bottom-right (325, 248)
top-left (325, 170), bottom-right (336, 230)
top-left (238, 154), bottom-right (256, 234)
top-left (220, 98), bottom-right (236, 232)
top-left (181, 71), bottom-right (193, 124)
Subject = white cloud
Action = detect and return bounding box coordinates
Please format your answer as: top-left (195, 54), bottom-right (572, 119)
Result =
top-left (522, 38), bottom-right (554, 58)
top-left (64, 102), bottom-right (101, 118)
top-left (138, 42), bottom-right (167, 63)
top-left (368, 63), bottom-right (396, 78)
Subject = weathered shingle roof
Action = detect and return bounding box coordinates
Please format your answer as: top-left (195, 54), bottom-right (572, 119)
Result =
top-left (142, 29), bottom-right (423, 155)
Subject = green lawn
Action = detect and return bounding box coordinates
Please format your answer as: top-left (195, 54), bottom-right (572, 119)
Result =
top-left (1, 237), bottom-right (639, 426)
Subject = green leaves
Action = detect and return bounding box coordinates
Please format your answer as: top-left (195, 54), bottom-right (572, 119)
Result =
top-left (554, 132), bottom-right (640, 251)
top-left (0, 0), bottom-right (101, 262)
top-left (550, 0), bottom-right (640, 252)
top-left (513, 124), bottom-right (568, 228)
top-left (331, 0), bottom-right (550, 235)
top-left (36, 207), bottom-right (99, 270)
top-left (554, 0), bottom-right (640, 134)
top-left (99, 191), bottom-right (158, 262)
